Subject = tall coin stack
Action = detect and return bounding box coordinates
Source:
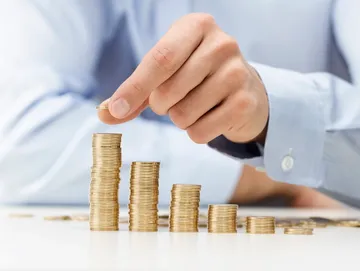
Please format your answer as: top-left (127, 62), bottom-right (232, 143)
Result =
top-left (169, 184), bottom-right (201, 232)
top-left (90, 133), bottom-right (122, 231)
top-left (246, 216), bottom-right (275, 234)
top-left (129, 162), bottom-right (160, 232)
top-left (208, 204), bottom-right (238, 233)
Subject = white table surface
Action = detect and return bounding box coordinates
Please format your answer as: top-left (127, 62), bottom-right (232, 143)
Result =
top-left (1, 206), bottom-right (360, 271)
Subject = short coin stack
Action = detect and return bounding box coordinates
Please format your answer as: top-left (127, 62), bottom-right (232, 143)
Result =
top-left (208, 204), bottom-right (238, 233)
top-left (90, 133), bottom-right (122, 231)
top-left (246, 216), bottom-right (275, 234)
top-left (284, 227), bottom-right (314, 235)
top-left (129, 162), bottom-right (160, 232)
top-left (169, 184), bottom-right (201, 232)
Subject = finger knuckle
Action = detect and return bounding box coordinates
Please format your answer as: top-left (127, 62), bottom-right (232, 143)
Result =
top-left (191, 13), bottom-right (215, 31)
top-left (148, 93), bottom-right (168, 115)
top-left (187, 127), bottom-right (208, 144)
top-left (223, 36), bottom-right (239, 52)
top-left (220, 64), bottom-right (245, 90)
top-left (152, 47), bottom-right (177, 73)
top-left (227, 65), bottom-right (244, 81)
top-left (234, 92), bottom-right (256, 112)
top-left (169, 104), bottom-right (189, 129)
top-left (213, 35), bottom-right (239, 57)
top-left (156, 80), bottom-right (174, 98)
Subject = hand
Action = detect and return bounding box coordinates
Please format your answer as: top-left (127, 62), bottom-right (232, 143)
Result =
top-left (230, 165), bottom-right (343, 209)
top-left (99, 13), bottom-right (269, 144)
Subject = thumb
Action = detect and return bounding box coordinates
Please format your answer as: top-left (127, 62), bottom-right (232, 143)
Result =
top-left (98, 98), bottom-right (149, 125)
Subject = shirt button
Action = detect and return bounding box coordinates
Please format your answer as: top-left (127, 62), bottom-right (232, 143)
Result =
top-left (281, 155), bottom-right (294, 172)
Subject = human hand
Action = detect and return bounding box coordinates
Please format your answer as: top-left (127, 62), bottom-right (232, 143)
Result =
top-left (99, 13), bottom-right (269, 143)
top-left (230, 165), bottom-right (343, 209)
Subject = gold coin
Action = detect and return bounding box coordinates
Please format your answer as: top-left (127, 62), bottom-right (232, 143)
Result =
top-left (169, 228), bottom-right (198, 232)
top-left (90, 227), bottom-right (119, 231)
top-left (8, 213), bottom-right (34, 218)
top-left (172, 184), bottom-right (201, 189)
top-left (129, 227), bottom-right (157, 232)
top-left (44, 215), bottom-right (72, 221)
top-left (96, 104), bottom-right (109, 110)
top-left (70, 214), bottom-right (89, 221)
top-left (334, 219), bottom-right (360, 227)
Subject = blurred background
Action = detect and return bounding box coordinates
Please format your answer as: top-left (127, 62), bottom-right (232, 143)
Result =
top-left (0, 0), bottom-right (353, 209)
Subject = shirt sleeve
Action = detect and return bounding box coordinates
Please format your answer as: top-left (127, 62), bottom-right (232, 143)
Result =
top-left (0, 0), bottom-right (242, 205)
top-left (209, 0), bottom-right (360, 203)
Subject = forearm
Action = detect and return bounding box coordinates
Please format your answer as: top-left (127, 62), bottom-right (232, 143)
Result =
top-left (210, 64), bottom-right (360, 204)
top-left (228, 165), bottom-right (277, 204)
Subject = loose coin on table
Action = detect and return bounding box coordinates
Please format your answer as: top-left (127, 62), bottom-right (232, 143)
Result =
top-left (8, 213), bottom-right (34, 218)
top-left (70, 214), bottom-right (89, 222)
top-left (334, 219), bottom-right (360, 227)
top-left (44, 215), bottom-right (71, 221)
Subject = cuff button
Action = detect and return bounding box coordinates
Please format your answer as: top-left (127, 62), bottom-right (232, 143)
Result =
top-left (281, 155), bottom-right (294, 172)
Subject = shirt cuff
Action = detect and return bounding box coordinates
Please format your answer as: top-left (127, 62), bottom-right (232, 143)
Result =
top-left (251, 63), bottom-right (326, 187)
top-left (208, 135), bottom-right (261, 158)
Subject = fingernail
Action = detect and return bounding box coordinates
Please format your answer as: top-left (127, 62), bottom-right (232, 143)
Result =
top-left (110, 98), bottom-right (130, 118)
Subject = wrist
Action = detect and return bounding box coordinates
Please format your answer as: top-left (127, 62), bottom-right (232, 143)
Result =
top-left (252, 120), bottom-right (268, 146)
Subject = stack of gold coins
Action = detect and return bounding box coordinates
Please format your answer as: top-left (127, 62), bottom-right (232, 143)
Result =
top-left (284, 227), bottom-right (314, 235)
top-left (129, 162), bottom-right (160, 232)
top-left (207, 204), bottom-right (238, 233)
top-left (246, 216), bottom-right (275, 234)
top-left (169, 184), bottom-right (201, 232)
top-left (90, 133), bottom-right (122, 231)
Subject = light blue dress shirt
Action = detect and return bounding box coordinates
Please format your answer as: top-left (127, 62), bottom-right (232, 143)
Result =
top-left (0, 0), bottom-right (359, 206)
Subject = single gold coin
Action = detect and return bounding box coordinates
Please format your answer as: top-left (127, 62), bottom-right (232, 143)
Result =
top-left (70, 214), bottom-right (89, 221)
top-left (334, 219), bottom-right (360, 227)
top-left (96, 104), bottom-right (109, 110)
top-left (8, 213), bottom-right (34, 218)
top-left (44, 215), bottom-right (72, 221)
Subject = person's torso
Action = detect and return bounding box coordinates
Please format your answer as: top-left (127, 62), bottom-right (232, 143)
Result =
top-left (95, 0), bottom-right (349, 100)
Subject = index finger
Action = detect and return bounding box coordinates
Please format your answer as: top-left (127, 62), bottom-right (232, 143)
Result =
top-left (108, 13), bottom-right (212, 120)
